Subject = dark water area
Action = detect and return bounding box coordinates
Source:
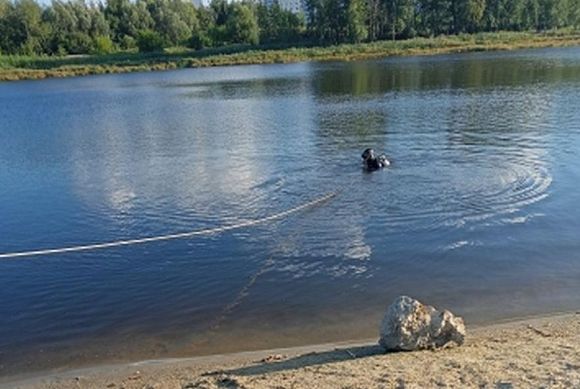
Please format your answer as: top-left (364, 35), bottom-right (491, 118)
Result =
top-left (1, 47), bottom-right (580, 377)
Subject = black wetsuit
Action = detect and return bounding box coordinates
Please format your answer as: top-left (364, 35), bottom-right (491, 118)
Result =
top-left (364, 155), bottom-right (389, 171)
top-left (365, 157), bottom-right (383, 171)
top-left (362, 148), bottom-right (390, 171)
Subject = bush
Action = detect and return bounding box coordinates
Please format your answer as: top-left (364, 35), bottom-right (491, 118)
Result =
top-left (92, 36), bottom-right (115, 54)
top-left (67, 32), bottom-right (94, 54)
top-left (190, 31), bottom-right (212, 49)
top-left (120, 35), bottom-right (137, 50)
top-left (136, 30), bottom-right (165, 52)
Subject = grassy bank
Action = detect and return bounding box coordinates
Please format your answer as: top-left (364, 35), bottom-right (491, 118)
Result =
top-left (1, 31), bottom-right (580, 81)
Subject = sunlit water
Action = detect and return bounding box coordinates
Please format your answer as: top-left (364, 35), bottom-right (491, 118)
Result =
top-left (1, 47), bottom-right (580, 377)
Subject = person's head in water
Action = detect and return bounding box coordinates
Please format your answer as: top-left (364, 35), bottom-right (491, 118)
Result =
top-left (361, 148), bottom-right (375, 162)
top-left (362, 148), bottom-right (390, 171)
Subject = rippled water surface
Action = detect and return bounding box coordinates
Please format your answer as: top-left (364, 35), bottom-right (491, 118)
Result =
top-left (1, 47), bottom-right (580, 376)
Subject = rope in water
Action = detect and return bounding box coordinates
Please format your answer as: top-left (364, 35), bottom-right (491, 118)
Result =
top-left (0, 192), bottom-right (337, 259)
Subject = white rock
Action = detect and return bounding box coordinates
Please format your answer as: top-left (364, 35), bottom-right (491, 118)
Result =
top-left (379, 296), bottom-right (466, 351)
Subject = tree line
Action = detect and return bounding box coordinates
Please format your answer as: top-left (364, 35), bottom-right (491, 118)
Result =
top-left (315, 0), bottom-right (580, 43)
top-left (0, 0), bottom-right (304, 55)
top-left (0, 0), bottom-right (578, 56)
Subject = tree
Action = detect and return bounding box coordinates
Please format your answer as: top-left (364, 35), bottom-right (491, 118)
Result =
top-left (454, 0), bottom-right (486, 32)
top-left (417, 0), bottom-right (452, 35)
top-left (104, 0), bottom-right (153, 45)
top-left (0, 0), bottom-right (47, 54)
top-left (366, 0), bottom-right (387, 40)
top-left (537, 0), bottom-right (568, 30)
top-left (305, 0), bottom-right (351, 43)
top-left (520, 0), bottom-right (539, 29)
top-left (386, 0), bottom-right (415, 40)
top-left (568, 0), bottom-right (580, 27)
top-left (225, 3), bottom-right (259, 45)
top-left (145, 0), bottom-right (200, 46)
top-left (484, 0), bottom-right (525, 30)
top-left (43, 0), bottom-right (111, 55)
top-left (0, 0), bottom-right (16, 53)
top-left (257, 1), bottom-right (305, 44)
top-left (0, 0), bottom-right (579, 57)
top-left (136, 28), bottom-right (164, 51)
top-left (190, 6), bottom-right (214, 48)
top-left (210, 0), bottom-right (229, 25)
top-left (346, 0), bottom-right (367, 42)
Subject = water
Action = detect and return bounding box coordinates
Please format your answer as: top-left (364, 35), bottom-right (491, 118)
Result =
top-left (1, 47), bottom-right (580, 377)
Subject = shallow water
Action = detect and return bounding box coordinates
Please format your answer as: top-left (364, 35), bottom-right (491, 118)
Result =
top-left (1, 47), bottom-right (580, 376)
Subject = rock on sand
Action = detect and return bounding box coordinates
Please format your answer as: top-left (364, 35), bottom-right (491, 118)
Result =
top-left (379, 295), bottom-right (466, 351)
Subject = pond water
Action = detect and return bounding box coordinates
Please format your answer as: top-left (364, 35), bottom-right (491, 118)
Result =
top-left (1, 47), bottom-right (580, 376)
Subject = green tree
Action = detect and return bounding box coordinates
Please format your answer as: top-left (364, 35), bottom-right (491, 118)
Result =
top-left (484, 0), bottom-right (525, 30)
top-left (537, 0), bottom-right (568, 30)
top-left (305, 0), bottom-right (350, 43)
top-left (136, 28), bottom-right (164, 51)
top-left (521, 0), bottom-right (539, 29)
top-left (417, 0), bottom-right (452, 35)
top-left (257, 1), bottom-right (305, 44)
top-left (145, 0), bottom-right (200, 46)
top-left (346, 0), bottom-right (367, 42)
top-left (386, 0), bottom-right (415, 40)
top-left (190, 6), bottom-right (214, 48)
top-left (225, 3), bottom-right (259, 45)
top-left (366, 0), bottom-right (387, 40)
top-left (1, 0), bottom-right (580, 57)
top-left (568, 0), bottom-right (580, 27)
top-left (43, 0), bottom-right (110, 55)
top-left (105, 0), bottom-right (153, 46)
top-left (0, 0), bottom-right (47, 54)
top-left (454, 0), bottom-right (486, 32)
top-left (210, 0), bottom-right (229, 25)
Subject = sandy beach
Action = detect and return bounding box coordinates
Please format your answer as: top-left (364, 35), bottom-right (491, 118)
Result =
top-left (3, 312), bottom-right (579, 389)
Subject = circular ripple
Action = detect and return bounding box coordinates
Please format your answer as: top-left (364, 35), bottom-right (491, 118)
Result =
top-left (330, 156), bottom-right (552, 236)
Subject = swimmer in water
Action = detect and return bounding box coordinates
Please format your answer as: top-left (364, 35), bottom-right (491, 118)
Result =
top-left (361, 148), bottom-right (391, 171)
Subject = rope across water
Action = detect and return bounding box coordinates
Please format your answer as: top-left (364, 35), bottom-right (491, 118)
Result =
top-left (0, 192), bottom-right (337, 259)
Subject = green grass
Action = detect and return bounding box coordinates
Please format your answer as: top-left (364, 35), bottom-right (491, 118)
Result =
top-left (2, 31), bottom-right (580, 81)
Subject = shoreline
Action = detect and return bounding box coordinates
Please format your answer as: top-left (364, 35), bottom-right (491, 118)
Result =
top-left (1, 31), bottom-right (580, 82)
top-left (4, 310), bottom-right (579, 388)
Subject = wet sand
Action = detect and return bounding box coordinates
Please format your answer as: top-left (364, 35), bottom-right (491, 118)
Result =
top-left (3, 312), bottom-right (579, 388)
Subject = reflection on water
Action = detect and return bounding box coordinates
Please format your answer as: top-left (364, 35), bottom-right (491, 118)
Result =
top-left (1, 47), bottom-right (580, 376)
